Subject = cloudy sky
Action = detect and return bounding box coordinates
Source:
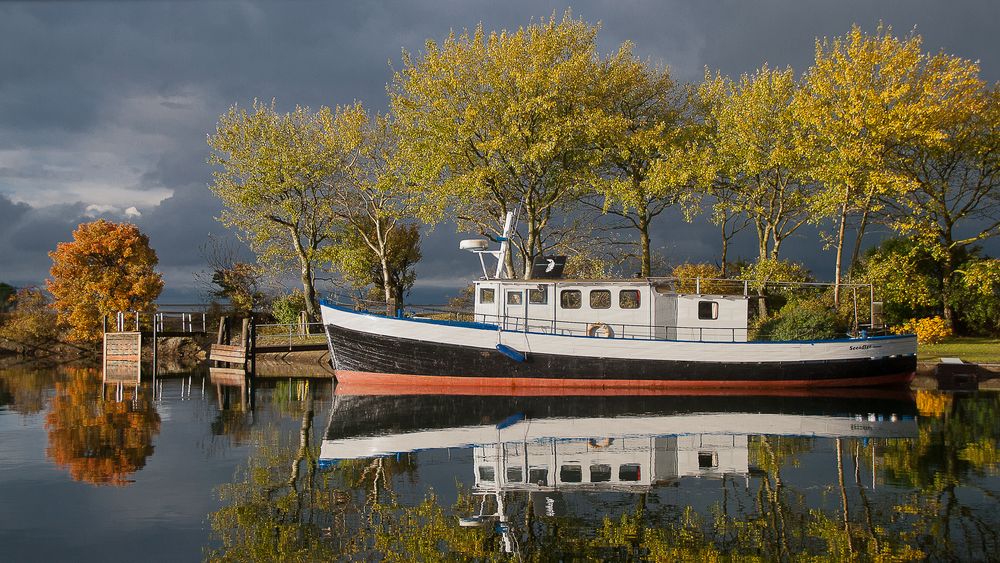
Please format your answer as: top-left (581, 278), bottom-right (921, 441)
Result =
top-left (1, 0), bottom-right (997, 303)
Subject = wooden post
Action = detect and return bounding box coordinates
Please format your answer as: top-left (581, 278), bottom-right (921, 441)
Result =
top-left (152, 311), bottom-right (158, 376)
top-left (217, 316), bottom-right (228, 345)
top-left (249, 314), bottom-right (256, 380)
top-left (240, 317), bottom-right (250, 351)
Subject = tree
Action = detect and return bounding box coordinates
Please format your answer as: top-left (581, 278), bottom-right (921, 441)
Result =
top-left (706, 182), bottom-right (751, 277)
top-left (322, 105), bottom-right (433, 308)
top-left (589, 50), bottom-right (701, 276)
top-left (886, 82), bottom-right (999, 323)
top-left (952, 258), bottom-right (1000, 335)
top-left (0, 287), bottom-right (60, 351)
top-left (333, 223), bottom-right (421, 312)
top-left (47, 220), bottom-right (164, 342)
top-left (700, 65), bottom-right (814, 266)
top-left (198, 235), bottom-right (264, 314)
top-left (390, 12), bottom-right (619, 278)
top-left (208, 101), bottom-right (344, 321)
top-left (852, 238), bottom-right (940, 326)
top-left (795, 24), bottom-right (981, 305)
top-left (0, 282), bottom-right (14, 313)
top-left (738, 257), bottom-right (813, 318)
top-left (670, 263), bottom-right (732, 294)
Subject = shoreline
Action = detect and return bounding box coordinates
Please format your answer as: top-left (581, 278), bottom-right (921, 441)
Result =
top-left (5, 350), bottom-right (998, 391)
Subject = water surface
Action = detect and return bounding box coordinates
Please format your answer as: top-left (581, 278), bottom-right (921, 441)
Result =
top-left (0, 365), bottom-right (998, 561)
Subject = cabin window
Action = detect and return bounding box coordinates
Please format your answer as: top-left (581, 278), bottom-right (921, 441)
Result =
top-left (506, 467), bottom-right (523, 483)
top-left (619, 290), bottom-right (640, 309)
top-left (528, 287), bottom-right (548, 304)
top-left (478, 466), bottom-right (496, 482)
top-left (528, 467), bottom-right (549, 485)
top-left (479, 288), bottom-right (495, 304)
top-left (560, 290), bottom-right (582, 309)
top-left (590, 464), bottom-right (612, 482)
top-left (698, 452), bottom-right (718, 469)
top-left (590, 290), bottom-right (611, 309)
top-left (507, 291), bottom-right (523, 305)
top-left (560, 465), bottom-right (583, 483)
top-left (698, 300), bottom-right (719, 320)
top-left (619, 464), bottom-right (641, 482)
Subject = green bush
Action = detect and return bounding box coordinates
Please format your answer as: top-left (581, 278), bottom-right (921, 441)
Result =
top-left (271, 291), bottom-right (307, 326)
top-left (753, 298), bottom-right (845, 341)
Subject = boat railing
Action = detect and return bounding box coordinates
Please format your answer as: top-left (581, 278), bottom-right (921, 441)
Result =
top-left (322, 296), bottom-right (889, 343)
top-left (468, 312), bottom-right (748, 342)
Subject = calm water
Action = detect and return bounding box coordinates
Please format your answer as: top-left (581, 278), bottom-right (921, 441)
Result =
top-left (1, 365), bottom-right (998, 561)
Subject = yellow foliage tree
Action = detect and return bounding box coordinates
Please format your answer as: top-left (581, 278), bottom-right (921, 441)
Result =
top-left (796, 24), bottom-right (982, 306)
top-left (390, 12), bottom-right (621, 278)
top-left (590, 50), bottom-right (702, 277)
top-left (0, 287), bottom-right (60, 348)
top-left (47, 220), bottom-right (163, 342)
top-left (700, 65), bottom-right (815, 265)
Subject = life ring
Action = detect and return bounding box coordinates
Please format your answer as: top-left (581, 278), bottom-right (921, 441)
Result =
top-left (589, 438), bottom-right (614, 448)
top-left (587, 323), bottom-right (614, 338)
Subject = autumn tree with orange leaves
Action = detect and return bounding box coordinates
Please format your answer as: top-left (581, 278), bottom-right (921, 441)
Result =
top-left (47, 220), bottom-right (164, 342)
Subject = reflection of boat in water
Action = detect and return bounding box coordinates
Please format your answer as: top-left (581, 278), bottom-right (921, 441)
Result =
top-left (321, 389), bottom-right (918, 553)
top-left (320, 389), bottom-right (918, 474)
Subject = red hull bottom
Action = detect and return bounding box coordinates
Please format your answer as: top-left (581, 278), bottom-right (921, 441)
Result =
top-left (334, 370), bottom-right (916, 393)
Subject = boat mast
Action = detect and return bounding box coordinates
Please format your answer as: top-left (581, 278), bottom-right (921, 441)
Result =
top-left (462, 206), bottom-right (521, 280)
top-left (494, 209), bottom-right (516, 280)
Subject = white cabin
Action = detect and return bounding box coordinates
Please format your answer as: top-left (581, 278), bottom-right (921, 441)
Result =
top-left (472, 280), bottom-right (749, 342)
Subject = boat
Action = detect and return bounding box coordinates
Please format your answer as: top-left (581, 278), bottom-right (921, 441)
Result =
top-left (321, 211), bottom-right (917, 389)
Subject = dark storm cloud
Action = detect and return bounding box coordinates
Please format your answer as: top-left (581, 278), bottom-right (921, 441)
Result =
top-left (1, 0), bottom-right (997, 300)
top-left (0, 193), bottom-right (88, 286)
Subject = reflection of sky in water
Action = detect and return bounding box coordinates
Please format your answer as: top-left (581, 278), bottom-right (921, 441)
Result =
top-left (1, 366), bottom-right (998, 561)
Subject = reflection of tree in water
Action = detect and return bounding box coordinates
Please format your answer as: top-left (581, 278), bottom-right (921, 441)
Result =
top-left (209, 379), bottom-right (326, 449)
top-left (210, 410), bottom-right (253, 446)
top-left (44, 367), bottom-right (160, 486)
top-left (877, 391), bottom-right (1000, 560)
top-left (209, 381), bottom-right (350, 561)
top-left (0, 366), bottom-right (60, 415)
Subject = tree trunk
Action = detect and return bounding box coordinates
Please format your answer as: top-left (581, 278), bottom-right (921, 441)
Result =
top-left (523, 222), bottom-right (539, 280)
top-left (848, 206), bottom-right (871, 282)
top-left (300, 261), bottom-right (317, 323)
top-left (833, 196), bottom-right (851, 308)
top-left (288, 226), bottom-right (318, 322)
top-left (757, 289), bottom-right (768, 320)
top-left (380, 254), bottom-right (395, 317)
top-left (720, 230), bottom-right (729, 278)
top-left (639, 213), bottom-right (651, 278)
top-left (941, 251), bottom-right (956, 326)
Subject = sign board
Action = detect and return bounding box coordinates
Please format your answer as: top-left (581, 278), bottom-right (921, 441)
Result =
top-left (103, 331), bottom-right (141, 383)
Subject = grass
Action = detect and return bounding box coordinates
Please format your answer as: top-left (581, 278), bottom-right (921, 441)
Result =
top-left (918, 336), bottom-right (1000, 364)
